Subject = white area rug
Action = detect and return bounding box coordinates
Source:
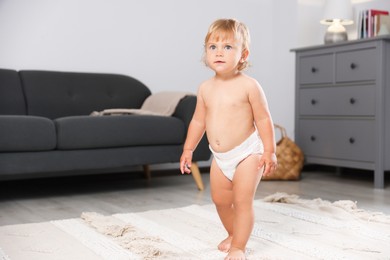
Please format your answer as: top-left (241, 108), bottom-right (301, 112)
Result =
top-left (1, 192), bottom-right (390, 260)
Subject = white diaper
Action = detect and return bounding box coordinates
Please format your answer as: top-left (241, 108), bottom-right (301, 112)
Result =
top-left (209, 131), bottom-right (264, 181)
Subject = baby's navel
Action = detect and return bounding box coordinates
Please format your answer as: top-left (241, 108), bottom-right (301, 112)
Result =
top-left (215, 140), bottom-right (220, 146)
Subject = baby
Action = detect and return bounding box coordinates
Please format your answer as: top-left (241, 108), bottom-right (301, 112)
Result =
top-left (180, 18), bottom-right (277, 260)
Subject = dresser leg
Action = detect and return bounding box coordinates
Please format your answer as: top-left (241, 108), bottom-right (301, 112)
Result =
top-left (374, 168), bottom-right (385, 189)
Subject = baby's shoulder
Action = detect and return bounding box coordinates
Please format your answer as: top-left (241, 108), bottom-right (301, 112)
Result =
top-left (198, 78), bottom-right (214, 92)
top-left (239, 74), bottom-right (261, 90)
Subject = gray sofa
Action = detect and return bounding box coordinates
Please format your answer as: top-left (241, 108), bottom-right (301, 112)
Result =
top-left (0, 69), bottom-right (210, 190)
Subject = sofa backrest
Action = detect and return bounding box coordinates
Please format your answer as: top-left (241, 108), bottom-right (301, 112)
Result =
top-left (0, 69), bottom-right (27, 115)
top-left (19, 70), bottom-right (151, 119)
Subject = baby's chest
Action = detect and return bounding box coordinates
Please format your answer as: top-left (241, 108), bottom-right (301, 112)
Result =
top-left (208, 91), bottom-right (247, 106)
top-left (206, 96), bottom-right (250, 112)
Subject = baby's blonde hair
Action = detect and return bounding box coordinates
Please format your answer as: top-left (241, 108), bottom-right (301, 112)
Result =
top-left (204, 18), bottom-right (251, 71)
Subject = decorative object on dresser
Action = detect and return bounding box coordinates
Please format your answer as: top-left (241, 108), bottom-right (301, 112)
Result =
top-left (292, 36), bottom-right (390, 189)
top-left (320, 0), bottom-right (353, 44)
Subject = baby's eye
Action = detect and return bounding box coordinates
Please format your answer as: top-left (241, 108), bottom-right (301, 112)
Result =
top-left (224, 45), bottom-right (232, 50)
top-left (209, 45), bottom-right (216, 50)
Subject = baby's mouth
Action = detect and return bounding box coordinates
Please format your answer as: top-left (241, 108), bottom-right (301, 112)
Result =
top-left (214, 61), bottom-right (225, 63)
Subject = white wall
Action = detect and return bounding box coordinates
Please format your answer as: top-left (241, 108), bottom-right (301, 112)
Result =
top-left (0, 0), bottom-right (298, 137)
top-left (0, 0), bottom-right (279, 92)
top-left (297, 0), bottom-right (390, 47)
top-left (0, 0), bottom-right (388, 150)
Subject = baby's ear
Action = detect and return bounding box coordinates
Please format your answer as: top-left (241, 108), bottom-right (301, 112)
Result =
top-left (241, 49), bottom-right (249, 62)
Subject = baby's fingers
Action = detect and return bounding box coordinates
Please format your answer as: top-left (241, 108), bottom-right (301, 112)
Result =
top-left (264, 163), bottom-right (277, 176)
top-left (180, 159), bottom-right (191, 174)
top-left (262, 163), bottom-right (272, 176)
top-left (184, 161), bottom-right (192, 174)
top-left (183, 165), bottom-right (191, 174)
top-left (180, 159), bottom-right (187, 174)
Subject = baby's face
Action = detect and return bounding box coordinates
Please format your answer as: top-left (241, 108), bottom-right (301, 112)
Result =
top-left (205, 33), bottom-right (244, 75)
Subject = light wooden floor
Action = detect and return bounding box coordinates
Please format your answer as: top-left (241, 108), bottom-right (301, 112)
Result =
top-left (0, 167), bottom-right (389, 226)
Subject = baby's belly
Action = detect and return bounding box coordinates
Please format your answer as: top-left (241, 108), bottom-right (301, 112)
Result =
top-left (206, 121), bottom-right (255, 153)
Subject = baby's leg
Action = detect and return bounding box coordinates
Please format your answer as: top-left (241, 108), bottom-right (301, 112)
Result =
top-left (210, 159), bottom-right (234, 252)
top-left (228, 154), bottom-right (262, 259)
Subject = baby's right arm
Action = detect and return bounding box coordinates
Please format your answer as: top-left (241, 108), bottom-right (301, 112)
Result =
top-left (180, 86), bottom-right (207, 174)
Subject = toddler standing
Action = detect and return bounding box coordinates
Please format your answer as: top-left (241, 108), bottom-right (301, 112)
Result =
top-left (180, 18), bottom-right (277, 260)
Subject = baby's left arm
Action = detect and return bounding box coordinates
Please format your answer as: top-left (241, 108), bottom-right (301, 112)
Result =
top-left (248, 81), bottom-right (277, 176)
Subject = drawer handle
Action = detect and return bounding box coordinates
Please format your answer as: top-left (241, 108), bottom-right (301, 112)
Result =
top-left (310, 136), bottom-right (316, 142)
top-left (311, 67), bottom-right (317, 73)
top-left (349, 137), bottom-right (355, 144)
top-left (349, 98), bottom-right (356, 104)
top-left (350, 63), bottom-right (357, 70)
top-left (311, 99), bottom-right (317, 105)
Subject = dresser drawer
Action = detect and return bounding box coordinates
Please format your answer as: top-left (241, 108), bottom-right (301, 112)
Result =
top-left (298, 119), bottom-right (375, 162)
top-left (336, 48), bottom-right (376, 82)
top-left (299, 54), bottom-right (333, 85)
top-left (299, 85), bottom-right (375, 116)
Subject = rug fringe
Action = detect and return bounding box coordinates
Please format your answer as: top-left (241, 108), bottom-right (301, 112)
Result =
top-left (0, 247), bottom-right (11, 260)
top-left (81, 212), bottom-right (133, 237)
top-left (80, 212), bottom-right (182, 259)
top-left (263, 192), bottom-right (390, 224)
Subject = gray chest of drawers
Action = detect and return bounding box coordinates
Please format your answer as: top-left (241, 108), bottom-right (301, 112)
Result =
top-left (292, 36), bottom-right (390, 189)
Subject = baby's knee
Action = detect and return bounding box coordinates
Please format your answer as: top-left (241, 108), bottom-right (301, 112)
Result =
top-left (232, 197), bottom-right (253, 210)
top-left (212, 195), bottom-right (232, 208)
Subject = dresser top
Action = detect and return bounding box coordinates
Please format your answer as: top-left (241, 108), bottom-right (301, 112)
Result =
top-left (291, 35), bottom-right (390, 52)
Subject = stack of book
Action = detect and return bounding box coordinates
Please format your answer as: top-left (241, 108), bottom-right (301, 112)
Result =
top-left (357, 9), bottom-right (390, 39)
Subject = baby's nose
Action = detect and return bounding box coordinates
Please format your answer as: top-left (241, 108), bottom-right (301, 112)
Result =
top-left (216, 49), bottom-right (224, 56)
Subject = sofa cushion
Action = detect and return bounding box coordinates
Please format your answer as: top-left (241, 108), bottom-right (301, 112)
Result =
top-left (0, 69), bottom-right (26, 115)
top-left (19, 70), bottom-right (151, 119)
top-left (0, 116), bottom-right (56, 152)
top-left (55, 115), bottom-right (185, 150)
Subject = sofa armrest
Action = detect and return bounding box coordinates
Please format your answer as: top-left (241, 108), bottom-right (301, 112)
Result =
top-left (172, 95), bottom-right (196, 128)
top-left (173, 96), bottom-right (211, 162)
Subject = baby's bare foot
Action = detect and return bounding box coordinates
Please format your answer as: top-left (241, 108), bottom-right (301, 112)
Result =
top-left (218, 236), bottom-right (233, 252)
top-left (224, 247), bottom-right (246, 260)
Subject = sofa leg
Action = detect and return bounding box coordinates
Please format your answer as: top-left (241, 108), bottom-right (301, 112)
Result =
top-left (143, 165), bottom-right (151, 181)
top-left (190, 162), bottom-right (204, 191)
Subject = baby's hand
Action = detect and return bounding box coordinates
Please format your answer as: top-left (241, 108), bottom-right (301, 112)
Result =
top-left (180, 149), bottom-right (193, 174)
top-left (259, 152), bottom-right (277, 176)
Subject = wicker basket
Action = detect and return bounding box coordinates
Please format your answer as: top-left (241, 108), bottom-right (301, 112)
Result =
top-left (262, 124), bottom-right (304, 181)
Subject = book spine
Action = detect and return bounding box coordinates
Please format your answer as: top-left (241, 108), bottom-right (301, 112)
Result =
top-left (364, 10), bottom-right (368, 38)
top-left (368, 10), bottom-right (372, 37)
top-left (358, 10), bottom-right (363, 39)
top-left (374, 15), bottom-right (378, 36)
top-left (357, 9), bottom-right (389, 39)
